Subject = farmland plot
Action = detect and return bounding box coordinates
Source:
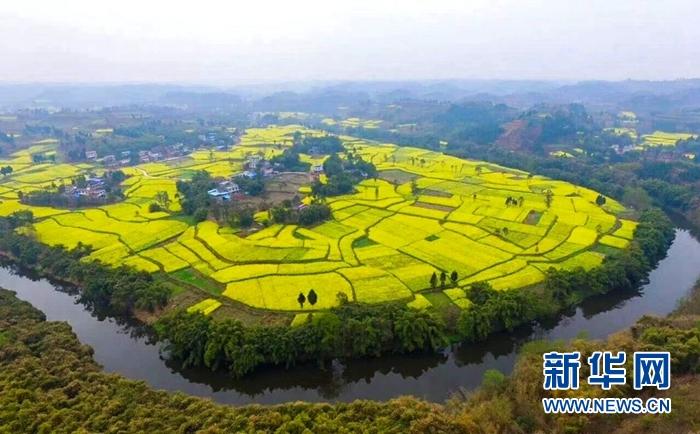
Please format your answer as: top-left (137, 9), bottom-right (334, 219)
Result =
top-left (4, 125), bottom-right (634, 315)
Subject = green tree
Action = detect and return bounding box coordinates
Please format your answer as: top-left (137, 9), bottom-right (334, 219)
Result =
top-left (429, 272), bottom-right (438, 289)
top-left (544, 189), bottom-right (554, 208)
top-left (155, 191), bottom-right (171, 210)
top-left (297, 292), bottom-right (306, 308)
top-left (467, 282), bottom-right (493, 305)
top-left (336, 291), bottom-right (349, 305)
top-left (394, 310), bottom-right (447, 352)
top-left (204, 319), bottom-right (245, 371)
top-left (193, 207), bottom-right (208, 222)
top-left (439, 271), bottom-right (447, 288)
top-left (410, 179), bottom-right (419, 196)
top-left (155, 311), bottom-right (211, 369)
top-left (307, 289), bottom-right (318, 306)
top-left (450, 270), bottom-right (458, 286)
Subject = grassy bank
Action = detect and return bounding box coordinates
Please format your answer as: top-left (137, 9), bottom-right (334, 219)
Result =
top-left (2, 280), bottom-right (699, 433)
top-left (0, 288), bottom-right (463, 433)
top-left (445, 279), bottom-right (700, 433)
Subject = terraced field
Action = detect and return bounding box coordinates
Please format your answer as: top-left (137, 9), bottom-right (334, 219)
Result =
top-left (641, 131), bottom-right (696, 147)
top-left (0, 126), bottom-right (637, 320)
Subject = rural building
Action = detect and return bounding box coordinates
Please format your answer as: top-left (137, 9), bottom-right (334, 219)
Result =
top-left (85, 150), bottom-right (98, 160)
top-left (69, 176), bottom-right (107, 199)
top-left (218, 180), bottom-right (240, 193)
top-left (207, 188), bottom-right (231, 200)
top-left (207, 180), bottom-right (241, 201)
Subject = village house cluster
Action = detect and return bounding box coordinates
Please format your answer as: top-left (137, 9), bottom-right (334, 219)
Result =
top-left (69, 176), bottom-right (107, 199)
top-left (85, 143), bottom-right (193, 167)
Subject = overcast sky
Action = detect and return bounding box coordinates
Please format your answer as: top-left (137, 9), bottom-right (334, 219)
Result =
top-left (1, 0), bottom-right (698, 84)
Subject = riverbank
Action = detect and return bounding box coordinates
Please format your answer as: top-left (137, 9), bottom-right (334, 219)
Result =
top-left (0, 288), bottom-right (463, 433)
top-left (447, 278), bottom-right (700, 433)
top-left (2, 272), bottom-right (699, 433)
top-left (0, 209), bottom-right (676, 380)
top-left (2, 228), bottom-right (698, 404)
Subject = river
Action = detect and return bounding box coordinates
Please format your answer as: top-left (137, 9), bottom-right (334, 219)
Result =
top-left (3, 229), bottom-right (700, 405)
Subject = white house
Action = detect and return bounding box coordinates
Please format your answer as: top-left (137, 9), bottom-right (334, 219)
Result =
top-left (218, 180), bottom-right (240, 193)
top-left (207, 188), bottom-right (231, 200)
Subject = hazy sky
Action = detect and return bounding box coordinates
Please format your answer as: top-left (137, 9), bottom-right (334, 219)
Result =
top-left (1, 0), bottom-right (699, 84)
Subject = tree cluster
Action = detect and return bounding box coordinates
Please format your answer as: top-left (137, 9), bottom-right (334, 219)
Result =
top-left (0, 289), bottom-right (462, 433)
top-left (270, 201), bottom-right (331, 226)
top-left (269, 148), bottom-right (310, 172)
top-left (0, 212), bottom-right (170, 313)
top-left (156, 302), bottom-right (448, 378)
top-left (176, 171), bottom-right (215, 220)
top-left (460, 209), bottom-right (673, 342)
top-left (311, 153), bottom-right (377, 197)
top-left (20, 171), bottom-right (127, 209)
top-left (154, 209), bottom-right (673, 378)
top-left (293, 134), bottom-right (344, 154)
top-left (0, 165), bottom-right (13, 177)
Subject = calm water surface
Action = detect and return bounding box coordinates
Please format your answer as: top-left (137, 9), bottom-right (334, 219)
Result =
top-left (3, 229), bottom-right (700, 404)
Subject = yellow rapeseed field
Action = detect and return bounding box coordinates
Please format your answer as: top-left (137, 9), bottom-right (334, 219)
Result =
top-left (1, 125), bottom-right (636, 314)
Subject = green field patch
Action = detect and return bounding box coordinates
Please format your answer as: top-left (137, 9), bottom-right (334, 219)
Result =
top-left (352, 235), bottom-right (377, 249)
top-left (421, 292), bottom-right (455, 310)
top-left (170, 268), bottom-right (223, 295)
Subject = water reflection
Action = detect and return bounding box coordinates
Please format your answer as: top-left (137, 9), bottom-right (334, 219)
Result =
top-left (3, 229), bottom-right (699, 404)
